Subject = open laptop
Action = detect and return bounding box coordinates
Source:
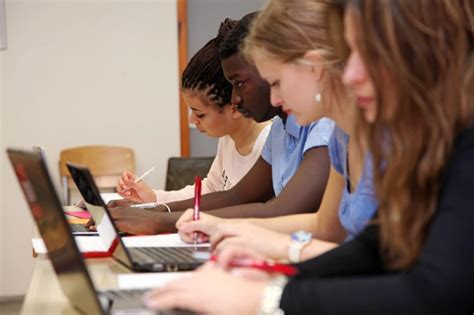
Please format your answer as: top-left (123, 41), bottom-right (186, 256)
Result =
top-left (7, 148), bottom-right (193, 315)
top-left (66, 162), bottom-right (209, 272)
top-left (32, 145), bottom-right (97, 236)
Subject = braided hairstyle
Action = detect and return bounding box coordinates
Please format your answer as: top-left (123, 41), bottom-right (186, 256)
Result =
top-left (182, 18), bottom-right (238, 110)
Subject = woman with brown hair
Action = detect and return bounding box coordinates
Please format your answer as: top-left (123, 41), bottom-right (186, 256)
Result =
top-left (143, 0), bottom-right (474, 314)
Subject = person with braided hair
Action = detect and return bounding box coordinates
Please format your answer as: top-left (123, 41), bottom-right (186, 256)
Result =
top-left (116, 18), bottom-right (271, 205)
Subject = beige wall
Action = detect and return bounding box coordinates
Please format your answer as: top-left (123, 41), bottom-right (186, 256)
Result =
top-left (0, 0), bottom-right (180, 297)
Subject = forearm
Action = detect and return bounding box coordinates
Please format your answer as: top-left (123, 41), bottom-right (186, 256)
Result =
top-left (248, 213), bottom-right (319, 234)
top-left (153, 190), bottom-right (240, 213)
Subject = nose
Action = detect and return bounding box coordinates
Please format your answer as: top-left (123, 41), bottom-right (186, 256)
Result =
top-left (231, 89), bottom-right (242, 106)
top-left (342, 52), bottom-right (366, 88)
top-left (270, 88), bottom-right (283, 108)
top-left (189, 111), bottom-right (198, 126)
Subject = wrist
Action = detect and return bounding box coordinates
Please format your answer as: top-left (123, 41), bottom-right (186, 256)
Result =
top-left (274, 234), bottom-right (292, 261)
top-left (288, 231), bottom-right (312, 263)
top-left (258, 276), bottom-right (288, 315)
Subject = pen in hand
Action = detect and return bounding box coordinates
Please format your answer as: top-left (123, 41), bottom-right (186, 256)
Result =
top-left (193, 176), bottom-right (202, 244)
top-left (123, 166), bottom-right (155, 196)
top-left (209, 255), bottom-right (298, 276)
top-left (133, 166), bottom-right (155, 184)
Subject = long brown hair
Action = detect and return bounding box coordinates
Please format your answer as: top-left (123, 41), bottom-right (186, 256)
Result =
top-left (348, 0), bottom-right (474, 269)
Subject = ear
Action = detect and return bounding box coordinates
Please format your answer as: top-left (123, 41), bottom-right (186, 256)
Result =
top-left (230, 104), bottom-right (243, 119)
top-left (302, 50), bottom-right (325, 81)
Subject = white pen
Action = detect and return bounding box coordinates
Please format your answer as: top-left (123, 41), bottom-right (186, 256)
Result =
top-left (133, 166), bottom-right (155, 184)
top-left (130, 202), bottom-right (159, 208)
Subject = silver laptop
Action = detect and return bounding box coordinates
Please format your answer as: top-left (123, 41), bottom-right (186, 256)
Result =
top-left (66, 162), bottom-right (209, 272)
top-left (7, 148), bottom-right (193, 315)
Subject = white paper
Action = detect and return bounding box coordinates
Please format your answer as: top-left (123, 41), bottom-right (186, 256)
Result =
top-left (122, 234), bottom-right (210, 248)
top-left (117, 272), bottom-right (191, 289)
top-left (100, 192), bottom-right (123, 204)
top-left (32, 233), bottom-right (209, 254)
top-left (32, 236), bottom-right (107, 254)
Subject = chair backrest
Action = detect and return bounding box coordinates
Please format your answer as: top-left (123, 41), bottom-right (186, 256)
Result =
top-left (58, 145), bottom-right (135, 205)
top-left (165, 157), bottom-right (214, 191)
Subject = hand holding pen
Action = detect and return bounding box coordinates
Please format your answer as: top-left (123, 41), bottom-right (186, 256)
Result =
top-left (116, 167), bottom-right (156, 203)
top-left (193, 176), bottom-right (202, 244)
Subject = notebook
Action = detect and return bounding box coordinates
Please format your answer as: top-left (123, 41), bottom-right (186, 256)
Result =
top-left (7, 148), bottom-right (193, 315)
top-left (32, 145), bottom-right (97, 236)
top-left (66, 162), bottom-right (209, 272)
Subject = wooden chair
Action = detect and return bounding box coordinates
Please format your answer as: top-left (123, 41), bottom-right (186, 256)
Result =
top-left (165, 157), bottom-right (214, 191)
top-left (58, 145), bottom-right (135, 205)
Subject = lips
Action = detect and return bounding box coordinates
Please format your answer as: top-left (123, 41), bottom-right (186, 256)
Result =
top-left (356, 96), bottom-right (374, 108)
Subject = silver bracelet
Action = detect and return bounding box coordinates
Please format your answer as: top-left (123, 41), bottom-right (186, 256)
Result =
top-left (158, 203), bottom-right (171, 213)
top-left (259, 276), bottom-right (288, 315)
top-left (130, 202), bottom-right (171, 212)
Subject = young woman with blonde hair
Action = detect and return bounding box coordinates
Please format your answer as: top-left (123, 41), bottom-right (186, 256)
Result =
top-left (144, 0), bottom-right (474, 314)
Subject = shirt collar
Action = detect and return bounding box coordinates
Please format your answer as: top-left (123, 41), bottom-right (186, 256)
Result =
top-left (283, 115), bottom-right (302, 139)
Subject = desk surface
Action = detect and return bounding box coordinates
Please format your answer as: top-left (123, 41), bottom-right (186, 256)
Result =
top-left (21, 255), bottom-right (130, 314)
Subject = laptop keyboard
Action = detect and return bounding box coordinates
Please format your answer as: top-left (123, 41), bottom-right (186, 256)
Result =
top-left (70, 223), bottom-right (90, 232)
top-left (131, 247), bottom-right (202, 264)
top-left (103, 288), bottom-right (147, 300)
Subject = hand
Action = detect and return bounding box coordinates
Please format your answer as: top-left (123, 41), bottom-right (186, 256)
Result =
top-left (116, 170), bottom-right (156, 203)
top-left (108, 205), bottom-right (167, 235)
top-left (210, 222), bottom-right (290, 261)
top-left (176, 209), bottom-right (224, 243)
top-left (143, 261), bottom-right (267, 315)
top-left (216, 245), bottom-right (275, 281)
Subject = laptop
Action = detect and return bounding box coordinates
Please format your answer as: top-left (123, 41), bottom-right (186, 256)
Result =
top-left (7, 148), bottom-right (193, 315)
top-left (32, 145), bottom-right (98, 236)
top-left (66, 162), bottom-right (209, 272)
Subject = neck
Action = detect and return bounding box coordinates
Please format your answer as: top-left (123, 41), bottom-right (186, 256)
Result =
top-left (324, 92), bottom-right (355, 136)
top-left (229, 119), bottom-right (269, 156)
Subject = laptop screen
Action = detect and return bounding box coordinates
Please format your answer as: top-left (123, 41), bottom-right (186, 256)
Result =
top-left (65, 163), bottom-right (134, 269)
top-left (7, 149), bottom-right (105, 315)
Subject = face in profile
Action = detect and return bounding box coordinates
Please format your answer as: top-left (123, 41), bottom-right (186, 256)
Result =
top-left (182, 90), bottom-right (236, 138)
top-left (253, 51), bottom-right (329, 126)
top-left (222, 52), bottom-right (282, 123)
top-left (342, 9), bottom-right (377, 124)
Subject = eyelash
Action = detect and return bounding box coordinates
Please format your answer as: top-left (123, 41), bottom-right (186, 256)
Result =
top-left (196, 114), bottom-right (205, 119)
top-left (271, 81), bottom-right (279, 88)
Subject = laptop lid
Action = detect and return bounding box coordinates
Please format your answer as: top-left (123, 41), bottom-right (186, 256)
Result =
top-left (7, 149), bottom-right (106, 315)
top-left (65, 162), bottom-right (139, 270)
top-left (66, 163), bottom-right (209, 272)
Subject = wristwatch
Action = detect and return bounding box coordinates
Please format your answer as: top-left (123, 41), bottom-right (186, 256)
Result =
top-left (288, 230), bottom-right (312, 263)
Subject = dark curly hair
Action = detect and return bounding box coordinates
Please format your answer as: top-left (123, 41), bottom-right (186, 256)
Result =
top-left (181, 18), bottom-right (238, 109)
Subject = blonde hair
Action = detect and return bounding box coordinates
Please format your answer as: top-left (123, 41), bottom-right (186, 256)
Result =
top-left (242, 0), bottom-right (349, 107)
top-left (349, 0), bottom-right (474, 269)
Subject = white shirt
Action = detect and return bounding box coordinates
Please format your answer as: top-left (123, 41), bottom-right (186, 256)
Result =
top-left (154, 123), bottom-right (271, 203)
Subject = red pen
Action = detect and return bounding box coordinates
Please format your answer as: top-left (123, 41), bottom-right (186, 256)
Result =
top-left (193, 176), bottom-right (202, 244)
top-left (210, 255), bottom-right (298, 276)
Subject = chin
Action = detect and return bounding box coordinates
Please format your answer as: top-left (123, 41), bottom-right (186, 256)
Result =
top-left (364, 110), bottom-right (377, 124)
top-left (295, 116), bottom-right (313, 126)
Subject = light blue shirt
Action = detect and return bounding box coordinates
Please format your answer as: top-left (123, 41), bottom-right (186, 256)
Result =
top-left (329, 127), bottom-right (379, 241)
top-left (261, 115), bottom-right (334, 195)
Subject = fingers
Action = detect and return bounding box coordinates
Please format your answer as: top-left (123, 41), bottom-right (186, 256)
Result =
top-left (143, 276), bottom-right (205, 312)
top-left (117, 170), bottom-right (136, 198)
top-left (217, 245), bottom-right (266, 269)
top-left (175, 209), bottom-right (194, 229)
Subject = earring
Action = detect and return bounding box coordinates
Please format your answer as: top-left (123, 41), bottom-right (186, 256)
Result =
top-left (314, 93), bottom-right (321, 103)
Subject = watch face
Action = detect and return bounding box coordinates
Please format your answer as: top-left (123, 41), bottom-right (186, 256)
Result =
top-left (291, 230), bottom-right (312, 243)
